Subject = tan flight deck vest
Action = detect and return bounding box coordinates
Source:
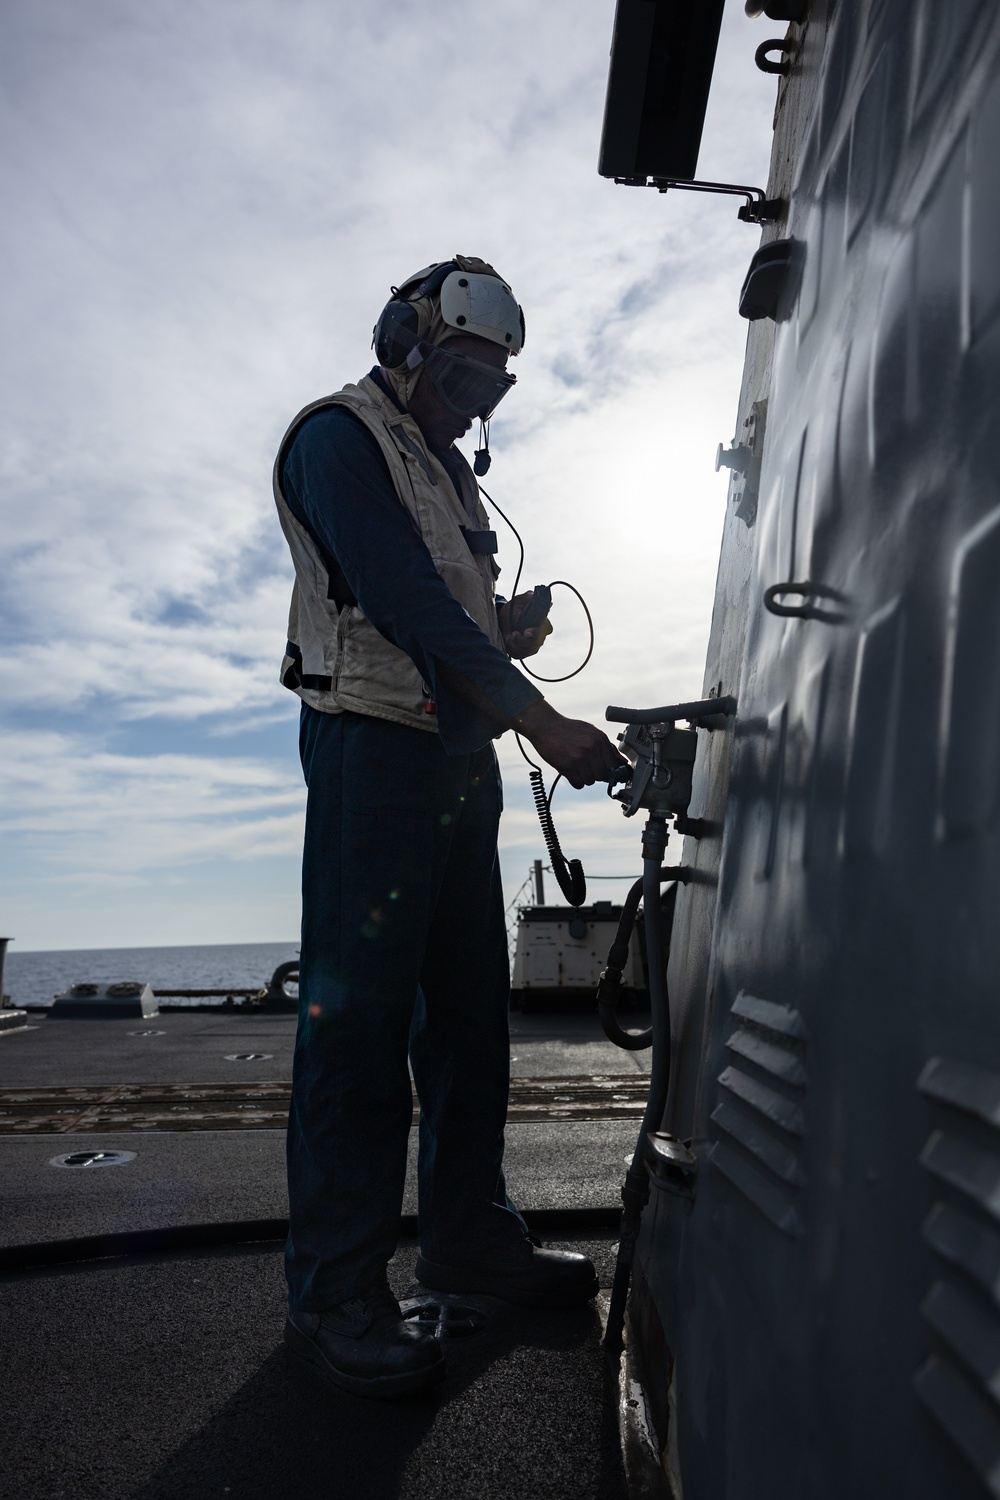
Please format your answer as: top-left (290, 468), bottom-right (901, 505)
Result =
top-left (273, 374), bottom-right (504, 733)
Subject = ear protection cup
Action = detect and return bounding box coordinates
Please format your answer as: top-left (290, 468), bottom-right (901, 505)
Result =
top-left (372, 261), bottom-right (460, 367)
top-left (373, 300), bottom-right (421, 368)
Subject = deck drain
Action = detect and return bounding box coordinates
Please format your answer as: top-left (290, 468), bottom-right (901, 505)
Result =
top-left (129, 1029), bottom-right (166, 1037)
top-left (50, 1150), bottom-right (136, 1169)
top-left (224, 1053), bottom-right (273, 1062)
top-left (400, 1294), bottom-right (487, 1340)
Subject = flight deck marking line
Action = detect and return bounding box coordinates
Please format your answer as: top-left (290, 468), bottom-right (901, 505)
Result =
top-left (0, 1075), bottom-right (650, 1133)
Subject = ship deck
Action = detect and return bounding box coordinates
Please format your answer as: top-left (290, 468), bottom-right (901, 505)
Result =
top-left (0, 1005), bottom-right (660, 1500)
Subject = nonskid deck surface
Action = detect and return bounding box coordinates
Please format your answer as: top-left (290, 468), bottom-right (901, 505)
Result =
top-left (0, 1007), bottom-right (652, 1086)
top-left (1, 1237), bottom-right (628, 1500)
top-left (0, 1011), bottom-right (648, 1499)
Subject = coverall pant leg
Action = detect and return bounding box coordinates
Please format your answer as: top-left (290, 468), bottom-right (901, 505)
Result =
top-left (285, 707), bottom-right (524, 1312)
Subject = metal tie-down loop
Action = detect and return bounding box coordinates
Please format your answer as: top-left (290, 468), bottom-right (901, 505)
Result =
top-left (763, 581), bottom-right (849, 624)
top-left (755, 38), bottom-right (796, 75)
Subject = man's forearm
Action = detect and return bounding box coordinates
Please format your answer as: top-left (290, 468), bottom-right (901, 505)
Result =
top-left (512, 698), bottom-right (627, 788)
top-left (435, 658), bottom-right (542, 730)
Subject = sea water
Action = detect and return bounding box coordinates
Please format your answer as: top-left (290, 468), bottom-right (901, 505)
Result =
top-left (3, 942), bottom-right (300, 1008)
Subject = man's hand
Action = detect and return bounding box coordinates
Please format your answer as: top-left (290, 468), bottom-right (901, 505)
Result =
top-left (514, 700), bottom-right (627, 789)
top-left (498, 592), bottom-right (553, 660)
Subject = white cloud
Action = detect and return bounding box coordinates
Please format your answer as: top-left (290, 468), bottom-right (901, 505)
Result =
top-left (0, 0), bottom-right (777, 945)
top-left (0, 730), bottom-right (303, 863)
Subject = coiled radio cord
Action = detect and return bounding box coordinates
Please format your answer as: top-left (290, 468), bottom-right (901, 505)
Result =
top-left (519, 753), bottom-right (586, 907)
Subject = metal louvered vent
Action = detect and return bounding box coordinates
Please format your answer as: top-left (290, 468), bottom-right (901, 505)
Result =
top-left (709, 990), bottom-right (807, 1237)
top-left (915, 1057), bottom-right (1000, 1494)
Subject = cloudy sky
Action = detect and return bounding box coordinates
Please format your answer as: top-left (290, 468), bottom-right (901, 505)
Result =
top-left (0, 0), bottom-right (776, 952)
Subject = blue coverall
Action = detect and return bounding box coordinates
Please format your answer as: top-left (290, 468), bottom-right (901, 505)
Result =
top-left (280, 377), bottom-right (542, 1310)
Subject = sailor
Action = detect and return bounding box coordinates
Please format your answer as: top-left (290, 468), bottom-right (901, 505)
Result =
top-left (274, 256), bottom-right (625, 1398)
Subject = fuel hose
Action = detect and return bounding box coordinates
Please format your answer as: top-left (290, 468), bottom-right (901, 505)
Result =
top-left (597, 874), bottom-right (681, 1051)
top-left (604, 818), bottom-right (672, 1355)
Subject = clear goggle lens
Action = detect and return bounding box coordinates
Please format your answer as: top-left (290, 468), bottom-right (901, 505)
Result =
top-left (420, 344), bottom-right (516, 420)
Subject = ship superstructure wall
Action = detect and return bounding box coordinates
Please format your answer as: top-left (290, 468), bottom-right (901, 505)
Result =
top-left (632, 3), bottom-right (1000, 1496)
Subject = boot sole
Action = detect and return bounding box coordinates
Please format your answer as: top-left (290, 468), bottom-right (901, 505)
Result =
top-left (284, 1317), bottom-right (445, 1400)
top-left (414, 1253), bottom-right (599, 1309)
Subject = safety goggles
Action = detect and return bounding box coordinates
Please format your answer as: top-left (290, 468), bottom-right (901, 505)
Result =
top-left (418, 343), bottom-right (517, 420)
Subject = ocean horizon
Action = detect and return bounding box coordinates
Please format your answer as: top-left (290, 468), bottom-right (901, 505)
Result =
top-left (2, 941), bottom-right (300, 1007)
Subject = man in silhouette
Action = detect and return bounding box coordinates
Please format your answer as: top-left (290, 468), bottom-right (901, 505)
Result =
top-left (273, 257), bottom-right (623, 1397)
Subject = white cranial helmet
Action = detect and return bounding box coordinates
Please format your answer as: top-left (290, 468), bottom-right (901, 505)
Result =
top-left (437, 267), bottom-right (524, 354)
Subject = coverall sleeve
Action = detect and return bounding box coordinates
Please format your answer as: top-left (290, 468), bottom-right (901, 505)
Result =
top-left (281, 406), bottom-right (543, 754)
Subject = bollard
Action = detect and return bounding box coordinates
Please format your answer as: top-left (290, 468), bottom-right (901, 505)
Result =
top-left (0, 939), bottom-right (28, 1032)
top-left (263, 961), bottom-right (299, 1012)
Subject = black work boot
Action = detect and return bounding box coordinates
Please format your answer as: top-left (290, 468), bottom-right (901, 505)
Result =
top-left (414, 1237), bottom-right (599, 1309)
top-left (285, 1277), bottom-right (445, 1399)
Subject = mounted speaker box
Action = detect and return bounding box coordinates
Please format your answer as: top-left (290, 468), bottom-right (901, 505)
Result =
top-left (598, 0), bottom-right (726, 182)
top-left (738, 239), bottom-right (804, 321)
top-left (745, 1), bottom-right (808, 19)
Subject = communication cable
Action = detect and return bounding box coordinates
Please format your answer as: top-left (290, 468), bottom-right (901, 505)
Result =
top-left (479, 481), bottom-right (594, 907)
top-left (479, 486), bottom-right (595, 681)
top-left (514, 732), bottom-right (587, 907)
top-left (520, 581), bottom-right (594, 683)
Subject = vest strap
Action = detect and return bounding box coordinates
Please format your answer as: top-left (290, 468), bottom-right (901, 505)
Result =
top-left (282, 640), bottom-right (333, 693)
top-left (461, 527), bottom-right (498, 555)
